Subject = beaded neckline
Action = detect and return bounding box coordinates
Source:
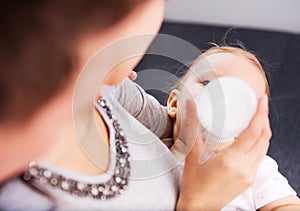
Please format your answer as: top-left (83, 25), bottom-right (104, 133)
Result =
top-left (23, 98), bottom-right (130, 200)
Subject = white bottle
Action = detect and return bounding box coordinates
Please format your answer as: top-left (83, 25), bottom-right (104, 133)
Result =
top-left (195, 76), bottom-right (258, 161)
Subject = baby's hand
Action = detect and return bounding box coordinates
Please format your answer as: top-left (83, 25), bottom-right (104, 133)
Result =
top-left (177, 95), bottom-right (271, 210)
top-left (128, 71), bottom-right (137, 81)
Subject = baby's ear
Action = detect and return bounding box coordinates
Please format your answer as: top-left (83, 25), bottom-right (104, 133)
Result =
top-left (167, 90), bottom-right (179, 119)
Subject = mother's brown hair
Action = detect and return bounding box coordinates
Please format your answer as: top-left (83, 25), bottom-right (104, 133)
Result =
top-left (0, 0), bottom-right (145, 125)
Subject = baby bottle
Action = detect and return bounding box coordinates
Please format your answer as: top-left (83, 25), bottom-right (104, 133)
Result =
top-left (194, 76), bottom-right (258, 161)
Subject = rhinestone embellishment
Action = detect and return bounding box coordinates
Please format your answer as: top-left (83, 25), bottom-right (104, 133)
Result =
top-left (23, 98), bottom-right (130, 200)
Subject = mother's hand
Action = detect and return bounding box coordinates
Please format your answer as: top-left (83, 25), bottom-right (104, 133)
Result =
top-left (177, 95), bottom-right (271, 210)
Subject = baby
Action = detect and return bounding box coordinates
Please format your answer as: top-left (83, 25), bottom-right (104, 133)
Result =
top-left (167, 46), bottom-right (300, 210)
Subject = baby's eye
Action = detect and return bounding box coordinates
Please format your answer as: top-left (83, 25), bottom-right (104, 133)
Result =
top-left (201, 80), bottom-right (210, 86)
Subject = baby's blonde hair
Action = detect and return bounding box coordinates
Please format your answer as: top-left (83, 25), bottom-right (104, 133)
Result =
top-left (180, 45), bottom-right (270, 97)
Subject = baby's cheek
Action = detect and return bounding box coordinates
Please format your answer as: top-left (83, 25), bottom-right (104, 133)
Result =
top-left (188, 83), bottom-right (204, 98)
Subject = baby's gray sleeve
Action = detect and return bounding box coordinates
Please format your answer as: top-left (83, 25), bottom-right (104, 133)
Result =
top-left (114, 78), bottom-right (173, 146)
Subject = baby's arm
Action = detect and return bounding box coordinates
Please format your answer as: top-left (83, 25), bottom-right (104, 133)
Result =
top-left (251, 156), bottom-right (300, 210)
top-left (110, 78), bottom-right (173, 146)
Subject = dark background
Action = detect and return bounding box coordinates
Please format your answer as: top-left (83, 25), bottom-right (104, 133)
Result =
top-left (135, 22), bottom-right (300, 195)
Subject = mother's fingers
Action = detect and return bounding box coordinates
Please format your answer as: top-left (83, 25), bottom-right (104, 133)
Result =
top-left (247, 118), bottom-right (272, 168)
top-left (180, 99), bottom-right (203, 146)
top-left (176, 99), bottom-right (204, 161)
top-left (229, 95), bottom-right (269, 154)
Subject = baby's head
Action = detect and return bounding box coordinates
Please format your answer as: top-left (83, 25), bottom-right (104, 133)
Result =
top-left (167, 45), bottom-right (270, 148)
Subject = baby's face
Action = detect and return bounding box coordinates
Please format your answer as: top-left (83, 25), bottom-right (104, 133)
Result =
top-left (167, 52), bottom-right (266, 141)
top-left (185, 52), bottom-right (266, 99)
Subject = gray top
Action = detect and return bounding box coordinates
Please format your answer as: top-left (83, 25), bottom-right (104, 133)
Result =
top-left (0, 79), bottom-right (181, 210)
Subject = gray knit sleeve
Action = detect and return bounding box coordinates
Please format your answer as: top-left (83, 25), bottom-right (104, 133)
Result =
top-left (111, 78), bottom-right (174, 147)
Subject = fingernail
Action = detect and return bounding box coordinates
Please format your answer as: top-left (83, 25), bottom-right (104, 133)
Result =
top-left (261, 94), bottom-right (268, 106)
